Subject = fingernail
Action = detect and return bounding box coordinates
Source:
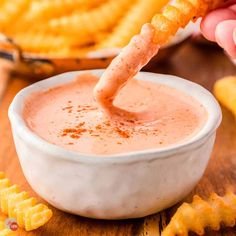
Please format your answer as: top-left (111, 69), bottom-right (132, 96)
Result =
top-left (233, 28), bottom-right (236, 44)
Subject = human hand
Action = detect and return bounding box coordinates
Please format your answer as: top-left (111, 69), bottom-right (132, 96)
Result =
top-left (201, 0), bottom-right (236, 58)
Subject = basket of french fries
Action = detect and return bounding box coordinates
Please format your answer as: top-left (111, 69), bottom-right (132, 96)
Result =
top-left (0, 0), bottom-right (197, 79)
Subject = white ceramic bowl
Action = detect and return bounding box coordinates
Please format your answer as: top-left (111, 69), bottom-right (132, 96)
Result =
top-left (8, 70), bottom-right (222, 219)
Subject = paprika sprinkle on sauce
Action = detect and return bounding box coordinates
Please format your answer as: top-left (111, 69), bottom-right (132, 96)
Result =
top-left (23, 73), bottom-right (207, 155)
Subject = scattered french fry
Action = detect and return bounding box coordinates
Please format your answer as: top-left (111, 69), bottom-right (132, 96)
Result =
top-left (0, 172), bottom-right (53, 231)
top-left (214, 76), bottom-right (236, 117)
top-left (161, 190), bottom-right (236, 236)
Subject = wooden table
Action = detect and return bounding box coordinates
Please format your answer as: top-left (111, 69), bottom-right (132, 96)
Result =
top-left (0, 41), bottom-right (236, 236)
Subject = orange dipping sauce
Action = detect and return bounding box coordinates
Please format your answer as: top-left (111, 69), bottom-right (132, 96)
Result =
top-left (23, 73), bottom-right (207, 155)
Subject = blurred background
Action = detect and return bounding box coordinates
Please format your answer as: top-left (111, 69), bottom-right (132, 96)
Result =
top-left (0, 0), bottom-right (232, 81)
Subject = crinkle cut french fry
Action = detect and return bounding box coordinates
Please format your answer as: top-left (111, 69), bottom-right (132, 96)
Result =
top-left (6, 0), bottom-right (107, 35)
top-left (3, 0), bottom-right (109, 35)
top-left (10, 29), bottom-right (107, 55)
top-left (48, 0), bottom-right (137, 35)
top-left (25, 0), bottom-right (107, 21)
top-left (12, 32), bottom-right (92, 52)
top-left (0, 0), bottom-right (223, 57)
top-left (151, 0), bottom-right (222, 45)
top-left (214, 76), bottom-right (236, 117)
top-left (98, 0), bottom-right (169, 48)
top-left (28, 45), bottom-right (96, 58)
top-left (161, 190), bottom-right (236, 236)
top-left (0, 172), bottom-right (53, 231)
top-left (0, 0), bottom-right (30, 32)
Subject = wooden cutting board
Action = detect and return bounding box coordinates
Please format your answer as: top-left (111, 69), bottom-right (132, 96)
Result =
top-left (0, 41), bottom-right (236, 236)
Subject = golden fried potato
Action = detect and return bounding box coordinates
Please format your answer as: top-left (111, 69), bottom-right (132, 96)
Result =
top-left (98, 0), bottom-right (169, 48)
top-left (0, 172), bottom-right (53, 231)
top-left (214, 76), bottom-right (236, 117)
top-left (25, 0), bottom-right (107, 21)
top-left (48, 0), bottom-right (136, 35)
top-left (162, 190), bottom-right (236, 236)
top-left (0, 0), bottom-right (222, 57)
top-left (151, 0), bottom-right (221, 45)
top-left (0, 0), bottom-right (30, 31)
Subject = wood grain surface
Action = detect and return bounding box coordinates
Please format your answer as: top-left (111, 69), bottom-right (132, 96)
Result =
top-left (0, 41), bottom-right (236, 236)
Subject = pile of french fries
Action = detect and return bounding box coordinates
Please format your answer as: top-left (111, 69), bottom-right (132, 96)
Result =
top-left (0, 0), bottom-right (168, 57)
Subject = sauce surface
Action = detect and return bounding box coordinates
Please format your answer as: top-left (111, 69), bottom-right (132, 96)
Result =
top-left (23, 73), bottom-right (207, 155)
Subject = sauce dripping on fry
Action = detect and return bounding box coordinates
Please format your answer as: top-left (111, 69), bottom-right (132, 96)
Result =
top-left (94, 24), bottom-right (159, 122)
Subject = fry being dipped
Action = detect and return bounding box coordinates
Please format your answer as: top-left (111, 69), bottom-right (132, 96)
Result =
top-left (93, 0), bottom-right (222, 120)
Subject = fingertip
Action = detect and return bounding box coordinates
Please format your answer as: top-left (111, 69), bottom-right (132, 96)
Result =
top-left (215, 20), bottom-right (236, 58)
top-left (200, 11), bottom-right (217, 41)
top-left (201, 8), bottom-right (236, 42)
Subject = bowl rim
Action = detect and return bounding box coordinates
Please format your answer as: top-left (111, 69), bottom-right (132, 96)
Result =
top-left (8, 69), bottom-right (222, 164)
